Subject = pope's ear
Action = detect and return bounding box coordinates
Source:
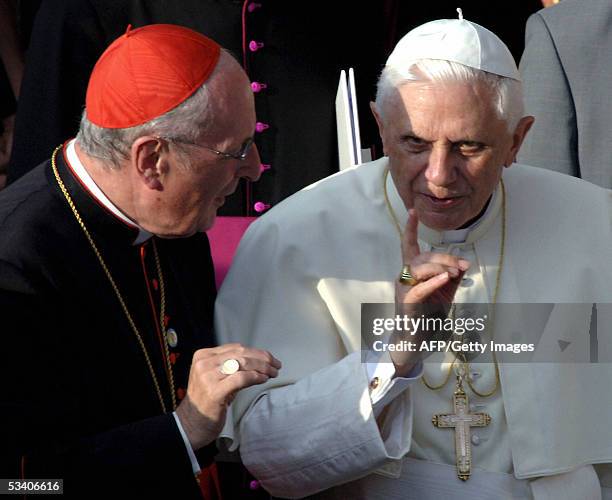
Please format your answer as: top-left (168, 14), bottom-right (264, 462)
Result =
top-left (370, 101), bottom-right (387, 155)
top-left (131, 136), bottom-right (164, 190)
top-left (505, 116), bottom-right (535, 166)
top-left (370, 101), bottom-right (384, 135)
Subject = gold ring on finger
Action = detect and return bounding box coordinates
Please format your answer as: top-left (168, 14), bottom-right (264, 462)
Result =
top-left (398, 264), bottom-right (419, 286)
top-left (220, 358), bottom-right (241, 375)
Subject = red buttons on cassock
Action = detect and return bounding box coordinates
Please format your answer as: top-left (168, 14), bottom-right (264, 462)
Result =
top-left (177, 387), bottom-right (186, 400)
top-left (251, 81), bottom-right (267, 93)
top-left (248, 40), bottom-right (264, 52)
top-left (254, 202), bottom-right (271, 213)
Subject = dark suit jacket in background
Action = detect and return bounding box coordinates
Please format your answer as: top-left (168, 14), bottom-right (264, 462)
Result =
top-left (518, 0), bottom-right (612, 189)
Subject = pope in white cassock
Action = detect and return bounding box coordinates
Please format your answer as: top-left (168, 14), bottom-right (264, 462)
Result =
top-left (215, 14), bottom-right (612, 500)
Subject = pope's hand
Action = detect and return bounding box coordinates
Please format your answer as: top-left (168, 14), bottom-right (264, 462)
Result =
top-left (175, 343), bottom-right (281, 450)
top-left (391, 209), bottom-right (470, 376)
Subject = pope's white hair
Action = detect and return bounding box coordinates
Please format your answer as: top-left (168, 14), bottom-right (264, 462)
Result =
top-left (375, 59), bottom-right (524, 133)
top-left (76, 49), bottom-right (235, 169)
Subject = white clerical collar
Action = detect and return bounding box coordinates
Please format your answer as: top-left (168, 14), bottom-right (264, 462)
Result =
top-left (66, 139), bottom-right (152, 245)
top-left (384, 160), bottom-right (502, 247)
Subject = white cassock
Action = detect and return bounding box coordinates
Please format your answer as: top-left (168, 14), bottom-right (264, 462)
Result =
top-left (215, 158), bottom-right (612, 499)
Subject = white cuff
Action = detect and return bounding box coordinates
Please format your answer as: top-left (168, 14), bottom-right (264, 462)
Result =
top-left (173, 411), bottom-right (201, 474)
top-left (365, 352), bottom-right (423, 417)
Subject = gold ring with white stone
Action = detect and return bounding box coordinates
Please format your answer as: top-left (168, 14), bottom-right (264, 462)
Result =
top-left (220, 358), bottom-right (240, 375)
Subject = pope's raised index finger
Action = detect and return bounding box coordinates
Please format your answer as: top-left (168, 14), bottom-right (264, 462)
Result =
top-left (401, 209), bottom-right (421, 262)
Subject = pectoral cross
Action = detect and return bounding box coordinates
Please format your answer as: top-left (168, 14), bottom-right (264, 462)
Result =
top-left (432, 378), bottom-right (491, 481)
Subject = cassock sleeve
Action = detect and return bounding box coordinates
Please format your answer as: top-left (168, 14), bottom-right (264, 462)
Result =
top-left (517, 12), bottom-right (579, 177)
top-left (0, 259), bottom-right (210, 497)
top-left (215, 217), bottom-right (418, 498)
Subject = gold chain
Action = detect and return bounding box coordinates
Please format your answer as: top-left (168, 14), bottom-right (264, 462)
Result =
top-left (51, 145), bottom-right (176, 412)
top-left (421, 356), bottom-right (458, 391)
top-left (153, 242), bottom-right (177, 409)
top-left (382, 167), bottom-right (505, 398)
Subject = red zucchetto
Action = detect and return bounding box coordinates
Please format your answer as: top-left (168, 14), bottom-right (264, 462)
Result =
top-left (86, 24), bottom-right (221, 129)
